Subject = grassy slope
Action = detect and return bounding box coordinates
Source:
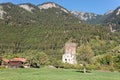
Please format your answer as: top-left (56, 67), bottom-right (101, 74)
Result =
top-left (0, 68), bottom-right (119, 80)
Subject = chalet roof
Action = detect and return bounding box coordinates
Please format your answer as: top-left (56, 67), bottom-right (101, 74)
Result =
top-left (2, 58), bottom-right (9, 63)
top-left (10, 58), bottom-right (26, 62)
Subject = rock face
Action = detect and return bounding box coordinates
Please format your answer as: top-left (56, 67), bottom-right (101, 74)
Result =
top-left (38, 2), bottom-right (57, 9)
top-left (19, 4), bottom-right (35, 12)
top-left (104, 10), bottom-right (113, 15)
top-left (38, 2), bottom-right (69, 13)
top-left (71, 11), bottom-right (100, 21)
top-left (116, 9), bottom-right (120, 15)
top-left (0, 6), bottom-right (6, 19)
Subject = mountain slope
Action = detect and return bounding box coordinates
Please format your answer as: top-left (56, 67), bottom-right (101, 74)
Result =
top-left (0, 2), bottom-right (38, 26)
top-left (0, 2), bottom-right (119, 60)
top-left (0, 2), bottom-right (81, 54)
top-left (0, 2), bottom-right (80, 26)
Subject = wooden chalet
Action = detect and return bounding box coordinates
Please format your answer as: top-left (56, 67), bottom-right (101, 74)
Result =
top-left (2, 58), bottom-right (26, 68)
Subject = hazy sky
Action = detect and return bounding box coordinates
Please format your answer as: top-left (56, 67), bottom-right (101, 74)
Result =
top-left (0, 0), bottom-right (120, 14)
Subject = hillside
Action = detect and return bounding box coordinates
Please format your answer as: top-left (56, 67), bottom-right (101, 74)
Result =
top-left (0, 2), bottom-right (120, 69)
top-left (0, 2), bottom-right (80, 53)
top-left (0, 2), bottom-right (119, 53)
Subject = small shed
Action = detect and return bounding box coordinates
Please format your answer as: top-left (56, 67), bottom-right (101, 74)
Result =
top-left (7, 58), bottom-right (26, 68)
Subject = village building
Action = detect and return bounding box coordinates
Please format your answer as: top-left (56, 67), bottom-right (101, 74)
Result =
top-left (62, 42), bottom-right (77, 64)
top-left (2, 58), bottom-right (26, 68)
top-left (8, 58), bottom-right (26, 68)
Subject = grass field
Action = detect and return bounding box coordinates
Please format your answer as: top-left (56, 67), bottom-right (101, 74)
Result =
top-left (0, 68), bottom-right (120, 80)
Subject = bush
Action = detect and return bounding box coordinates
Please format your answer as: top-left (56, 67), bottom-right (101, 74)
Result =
top-left (0, 65), bottom-right (6, 69)
top-left (24, 50), bottom-right (49, 68)
top-left (99, 66), bottom-right (115, 72)
top-left (109, 67), bottom-right (115, 72)
top-left (61, 63), bottom-right (73, 69)
top-left (87, 64), bottom-right (100, 70)
top-left (118, 69), bottom-right (120, 73)
top-left (51, 60), bottom-right (63, 68)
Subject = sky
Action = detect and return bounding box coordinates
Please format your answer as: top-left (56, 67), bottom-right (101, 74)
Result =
top-left (0, 0), bottom-right (120, 14)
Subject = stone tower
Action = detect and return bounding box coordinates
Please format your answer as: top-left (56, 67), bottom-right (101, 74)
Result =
top-left (62, 42), bottom-right (77, 64)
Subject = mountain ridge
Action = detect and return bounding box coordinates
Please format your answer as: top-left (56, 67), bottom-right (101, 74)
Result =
top-left (71, 11), bottom-right (101, 21)
top-left (0, 2), bottom-right (120, 30)
top-left (71, 6), bottom-right (120, 30)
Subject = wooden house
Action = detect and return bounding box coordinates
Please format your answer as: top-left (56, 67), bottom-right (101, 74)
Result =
top-left (2, 58), bottom-right (26, 68)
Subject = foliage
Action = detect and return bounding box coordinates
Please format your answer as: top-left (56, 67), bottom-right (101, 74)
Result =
top-left (100, 54), bottom-right (113, 65)
top-left (86, 64), bottom-right (100, 70)
top-left (77, 44), bottom-right (94, 73)
top-left (113, 54), bottom-right (120, 69)
top-left (77, 44), bottom-right (94, 64)
top-left (24, 50), bottom-right (49, 67)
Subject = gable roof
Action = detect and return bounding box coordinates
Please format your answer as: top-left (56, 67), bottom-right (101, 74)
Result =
top-left (11, 58), bottom-right (26, 62)
top-left (2, 58), bottom-right (9, 63)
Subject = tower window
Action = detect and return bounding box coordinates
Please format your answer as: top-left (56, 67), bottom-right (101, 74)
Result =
top-left (65, 59), bottom-right (67, 62)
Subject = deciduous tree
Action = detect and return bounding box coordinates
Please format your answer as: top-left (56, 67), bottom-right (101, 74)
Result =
top-left (77, 44), bottom-right (94, 73)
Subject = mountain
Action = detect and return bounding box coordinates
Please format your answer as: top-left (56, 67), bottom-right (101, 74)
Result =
top-left (71, 7), bottom-right (120, 31)
top-left (100, 6), bottom-right (120, 30)
top-left (0, 2), bottom-right (79, 26)
top-left (0, 2), bottom-right (119, 62)
top-left (0, 2), bottom-right (38, 26)
top-left (0, 2), bottom-right (82, 54)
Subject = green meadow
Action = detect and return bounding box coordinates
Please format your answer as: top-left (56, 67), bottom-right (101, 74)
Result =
top-left (0, 68), bottom-right (120, 80)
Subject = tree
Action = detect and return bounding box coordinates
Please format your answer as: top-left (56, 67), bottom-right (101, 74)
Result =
top-left (77, 44), bottom-right (94, 73)
top-left (25, 50), bottom-right (49, 68)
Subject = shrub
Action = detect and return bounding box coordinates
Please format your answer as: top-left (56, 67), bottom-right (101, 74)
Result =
top-left (87, 64), bottom-right (100, 70)
top-left (62, 63), bottom-right (74, 69)
top-left (118, 69), bottom-right (120, 73)
top-left (109, 67), bottom-right (115, 72)
top-left (99, 66), bottom-right (115, 72)
top-left (0, 65), bottom-right (6, 69)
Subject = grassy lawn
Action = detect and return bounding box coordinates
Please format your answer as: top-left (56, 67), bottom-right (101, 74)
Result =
top-left (0, 68), bottom-right (120, 80)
